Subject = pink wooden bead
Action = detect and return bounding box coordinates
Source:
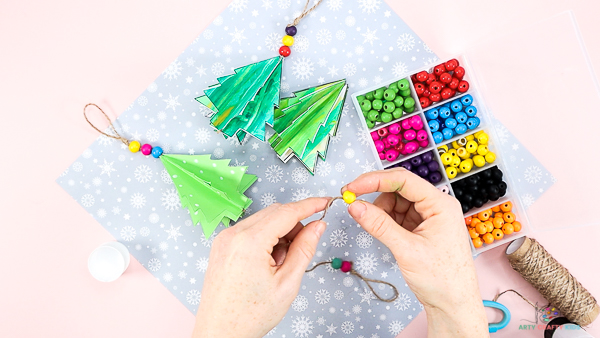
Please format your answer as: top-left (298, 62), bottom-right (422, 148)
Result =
top-left (385, 149), bottom-right (399, 162)
top-left (340, 261), bottom-right (352, 273)
top-left (403, 129), bottom-right (416, 141)
top-left (409, 115), bottom-right (424, 130)
top-left (388, 123), bottom-right (401, 135)
top-left (378, 152), bottom-right (385, 160)
top-left (377, 127), bottom-right (389, 138)
top-left (374, 140), bottom-right (385, 152)
top-left (370, 131), bottom-right (380, 141)
top-left (382, 137), bottom-right (391, 150)
top-left (141, 143), bottom-right (153, 155)
top-left (419, 139), bottom-right (429, 148)
top-left (387, 134), bottom-right (400, 146)
top-left (401, 119), bottom-right (411, 130)
top-left (416, 129), bottom-right (428, 141)
top-left (404, 141), bottom-right (419, 154)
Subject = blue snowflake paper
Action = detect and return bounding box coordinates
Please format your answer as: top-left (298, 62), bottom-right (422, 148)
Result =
top-left (57, 0), bottom-right (552, 337)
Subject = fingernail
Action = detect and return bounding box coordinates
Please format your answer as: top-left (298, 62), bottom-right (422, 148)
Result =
top-left (315, 221), bottom-right (326, 237)
top-left (340, 185), bottom-right (347, 194)
top-left (348, 201), bottom-right (366, 219)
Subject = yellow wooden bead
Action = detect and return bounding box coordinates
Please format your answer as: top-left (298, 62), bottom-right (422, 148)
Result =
top-left (343, 191), bottom-right (356, 204)
top-left (450, 155), bottom-right (461, 167)
top-left (473, 155), bottom-right (486, 167)
top-left (474, 130), bottom-right (484, 138)
top-left (477, 132), bottom-right (489, 145)
top-left (448, 149), bottom-right (457, 158)
top-left (452, 141), bottom-right (460, 149)
top-left (446, 166), bottom-right (458, 179)
top-left (485, 151), bottom-right (496, 163)
top-left (282, 35), bottom-right (294, 46)
top-left (440, 152), bottom-right (453, 166)
top-left (466, 134), bottom-right (475, 141)
top-left (477, 144), bottom-right (489, 156)
top-left (456, 147), bottom-right (470, 160)
top-left (457, 137), bottom-right (467, 147)
top-left (465, 140), bottom-right (478, 153)
top-left (129, 140), bottom-right (141, 153)
top-left (460, 159), bottom-right (473, 173)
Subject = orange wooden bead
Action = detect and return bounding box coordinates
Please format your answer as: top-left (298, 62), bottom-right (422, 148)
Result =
top-left (492, 228), bottom-right (504, 240)
top-left (500, 201), bottom-right (513, 212)
top-left (478, 210), bottom-right (491, 221)
top-left (482, 233), bottom-right (494, 244)
top-left (469, 228), bottom-right (479, 239)
top-left (465, 216), bottom-right (472, 226)
top-left (491, 206), bottom-right (501, 213)
top-left (494, 212), bottom-right (503, 219)
top-left (503, 212), bottom-right (516, 223)
top-left (472, 237), bottom-right (483, 248)
top-left (484, 221), bottom-right (494, 233)
top-left (512, 221), bottom-right (522, 232)
top-left (471, 218), bottom-right (481, 227)
top-left (475, 222), bottom-right (487, 235)
top-left (502, 223), bottom-right (514, 235)
top-left (493, 217), bottom-right (505, 229)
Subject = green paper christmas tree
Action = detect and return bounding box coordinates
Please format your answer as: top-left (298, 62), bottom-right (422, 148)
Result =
top-left (195, 56), bottom-right (283, 143)
top-left (160, 154), bottom-right (256, 238)
top-left (269, 79), bottom-right (348, 174)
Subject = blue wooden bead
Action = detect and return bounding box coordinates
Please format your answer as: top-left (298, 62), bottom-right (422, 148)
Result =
top-left (455, 123), bottom-right (468, 135)
top-left (425, 108), bottom-right (439, 120)
top-left (450, 100), bottom-right (463, 113)
top-left (445, 117), bottom-right (457, 129)
top-left (428, 119), bottom-right (440, 132)
top-left (464, 106), bottom-right (477, 117)
top-left (439, 107), bottom-right (451, 119)
top-left (151, 146), bottom-right (163, 158)
top-left (285, 25), bottom-right (297, 36)
top-left (461, 94), bottom-right (473, 106)
top-left (442, 128), bottom-right (454, 140)
top-left (455, 112), bottom-right (468, 123)
top-left (433, 131), bottom-right (444, 144)
top-left (466, 117), bottom-right (480, 130)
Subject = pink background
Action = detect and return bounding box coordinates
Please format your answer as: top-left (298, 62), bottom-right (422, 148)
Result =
top-left (1, 0), bottom-right (599, 337)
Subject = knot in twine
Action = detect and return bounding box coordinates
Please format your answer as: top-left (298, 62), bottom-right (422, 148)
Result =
top-left (288, 0), bottom-right (323, 27)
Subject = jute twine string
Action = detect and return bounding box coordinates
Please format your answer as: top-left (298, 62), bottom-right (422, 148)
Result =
top-left (306, 261), bottom-right (399, 303)
top-left (506, 237), bottom-right (599, 326)
top-left (288, 0), bottom-right (323, 27)
top-left (83, 103), bottom-right (130, 146)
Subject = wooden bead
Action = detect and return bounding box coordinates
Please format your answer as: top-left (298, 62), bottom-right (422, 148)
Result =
top-left (128, 141), bottom-right (141, 153)
top-left (343, 191), bottom-right (356, 204)
top-left (282, 35), bottom-right (294, 46)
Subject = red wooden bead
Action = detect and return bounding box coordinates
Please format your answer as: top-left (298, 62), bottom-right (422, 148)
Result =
top-left (419, 96), bottom-right (431, 108)
top-left (340, 261), bottom-right (352, 273)
top-left (414, 82), bottom-right (425, 95)
top-left (439, 72), bottom-right (452, 84)
top-left (395, 142), bottom-right (405, 152)
top-left (416, 71), bottom-right (429, 82)
top-left (279, 45), bottom-right (291, 57)
top-left (448, 77), bottom-right (460, 89)
top-left (422, 88), bottom-right (431, 97)
top-left (457, 80), bottom-right (470, 93)
top-left (434, 64), bottom-right (446, 76)
top-left (426, 73), bottom-right (436, 85)
top-left (429, 93), bottom-right (441, 102)
top-left (445, 59), bottom-right (459, 71)
top-left (440, 88), bottom-right (453, 100)
top-left (453, 66), bottom-right (466, 79)
top-left (429, 81), bottom-right (442, 94)
top-left (449, 89), bottom-right (457, 97)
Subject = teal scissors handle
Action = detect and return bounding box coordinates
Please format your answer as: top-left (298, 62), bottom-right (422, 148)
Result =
top-left (483, 300), bottom-right (511, 333)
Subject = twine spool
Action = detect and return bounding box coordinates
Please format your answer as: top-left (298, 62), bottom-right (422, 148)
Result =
top-left (506, 237), bottom-right (600, 326)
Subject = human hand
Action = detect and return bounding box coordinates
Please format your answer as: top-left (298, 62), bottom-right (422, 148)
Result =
top-left (192, 198), bottom-right (329, 338)
top-left (343, 168), bottom-right (488, 337)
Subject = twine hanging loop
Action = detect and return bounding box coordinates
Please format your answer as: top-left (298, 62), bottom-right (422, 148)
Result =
top-left (289, 0), bottom-right (323, 27)
top-left (83, 103), bottom-right (130, 146)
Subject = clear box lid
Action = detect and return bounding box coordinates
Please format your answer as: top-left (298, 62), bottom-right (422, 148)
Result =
top-left (463, 11), bottom-right (600, 232)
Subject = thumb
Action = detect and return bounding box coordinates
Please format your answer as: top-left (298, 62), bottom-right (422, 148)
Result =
top-left (348, 201), bottom-right (413, 252)
top-left (277, 220), bottom-right (326, 284)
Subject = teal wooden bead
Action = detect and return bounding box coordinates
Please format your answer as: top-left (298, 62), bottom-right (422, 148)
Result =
top-left (388, 82), bottom-right (399, 93)
top-left (366, 120), bottom-right (375, 128)
top-left (393, 96), bottom-right (404, 107)
top-left (381, 112), bottom-right (393, 123)
top-left (331, 258), bottom-right (343, 269)
top-left (397, 78), bottom-right (410, 90)
top-left (374, 88), bottom-right (385, 100)
top-left (365, 91), bottom-right (374, 101)
top-left (383, 89), bottom-right (396, 101)
top-left (404, 97), bottom-right (415, 109)
top-left (372, 99), bottom-right (383, 111)
top-left (383, 101), bottom-right (395, 113)
top-left (404, 105), bottom-right (415, 113)
top-left (360, 99), bottom-right (372, 112)
top-left (393, 108), bottom-right (403, 119)
top-left (400, 89), bottom-right (411, 97)
top-left (367, 110), bottom-right (379, 122)
top-left (357, 95), bottom-right (365, 102)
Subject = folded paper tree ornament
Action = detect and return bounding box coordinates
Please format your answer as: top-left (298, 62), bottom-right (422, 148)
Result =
top-left (269, 79), bottom-right (348, 174)
top-left (160, 154), bottom-right (257, 238)
top-left (195, 56), bottom-right (283, 143)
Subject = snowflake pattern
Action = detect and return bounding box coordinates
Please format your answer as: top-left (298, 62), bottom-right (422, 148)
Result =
top-left (396, 33), bottom-right (415, 52)
top-left (291, 57), bottom-right (314, 81)
top-left (292, 295), bottom-right (309, 312)
top-left (394, 293), bottom-right (412, 311)
top-left (356, 252), bottom-right (378, 275)
top-left (358, 0), bottom-right (381, 13)
top-left (330, 229), bottom-right (348, 247)
top-left (356, 231), bottom-right (374, 249)
top-left (315, 289), bottom-right (331, 305)
top-left (265, 164), bottom-right (284, 183)
top-left (524, 166), bottom-right (542, 184)
top-left (292, 188), bottom-right (312, 202)
top-left (134, 165), bottom-right (153, 183)
top-left (186, 290), bottom-right (201, 305)
top-left (291, 316), bottom-right (313, 337)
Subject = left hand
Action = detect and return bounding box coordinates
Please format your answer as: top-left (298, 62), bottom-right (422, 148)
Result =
top-left (192, 197), bottom-right (329, 338)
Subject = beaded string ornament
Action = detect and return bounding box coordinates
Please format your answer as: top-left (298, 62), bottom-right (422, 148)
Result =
top-left (195, 0), bottom-right (348, 174)
top-left (84, 103), bottom-right (256, 239)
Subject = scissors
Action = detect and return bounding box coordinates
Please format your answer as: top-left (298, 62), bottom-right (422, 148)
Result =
top-left (483, 300), bottom-right (511, 333)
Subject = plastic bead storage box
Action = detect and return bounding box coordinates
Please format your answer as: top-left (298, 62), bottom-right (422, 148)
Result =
top-left (350, 56), bottom-right (529, 255)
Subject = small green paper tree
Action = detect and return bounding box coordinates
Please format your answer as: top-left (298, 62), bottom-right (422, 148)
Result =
top-left (269, 79), bottom-right (348, 174)
top-left (195, 56), bottom-right (283, 143)
top-left (160, 154), bottom-right (256, 238)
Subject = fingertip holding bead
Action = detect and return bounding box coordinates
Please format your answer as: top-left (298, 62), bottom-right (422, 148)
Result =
top-left (342, 191), bottom-right (356, 204)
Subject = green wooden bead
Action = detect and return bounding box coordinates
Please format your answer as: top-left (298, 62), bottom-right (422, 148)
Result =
top-left (383, 89), bottom-right (396, 101)
top-left (381, 112), bottom-right (393, 123)
top-left (363, 109), bottom-right (369, 117)
top-left (393, 96), bottom-right (404, 107)
top-left (360, 99), bottom-right (372, 112)
top-left (366, 120), bottom-right (375, 128)
top-left (404, 97), bottom-right (415, 109)
top-left (388, 82), bottom-right (399, 93)
top-left (367, 110), bottom-right (379, 122)
top-left (376, 113), bottom-right (383, 122)
top-left (393, 108), bottom-right (403, 119)
top-left (365, 91), bottom-right (374, 101)
top-left (400, 89), bottom-right (411, 97)
top-left (372, 99), bottom-right (383, 111)
top-left (383, 102), bottom-right (395, 113)
top-left (331, 258), bottom-right (343, 269)
top-left (374, 87), bottom-right (385, 100)
top-left (397, 78), bottom-right (410, 90)
top-left (357, 95), bottom-right (365, 102)
top-left (404, 105), bottom-right (415, 113)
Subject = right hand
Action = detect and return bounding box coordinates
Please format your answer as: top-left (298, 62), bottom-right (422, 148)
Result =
top-left (343, 168), bottom-right (489, 337)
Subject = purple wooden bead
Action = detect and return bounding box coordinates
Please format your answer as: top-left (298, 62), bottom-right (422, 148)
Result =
top-left (428, 171), bottom-right (442, 184)
top-left (400, 161), bottom-right (412, 171)
top-left (285, 26), bottom-right (297, 36)
top-left (427, 160), bottom-right (439, 172)
top-left (417, 164), bottom-right (429, 178)
top-left (410, 156), bottom-right (422, 167)
top-left (421, 151), bottom-right (433, 163)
